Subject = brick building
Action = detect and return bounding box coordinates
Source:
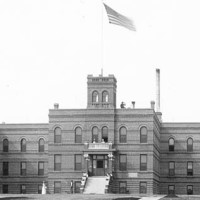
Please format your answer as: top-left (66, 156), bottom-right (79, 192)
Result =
top-left (0, 71), bottom-right (199, 195)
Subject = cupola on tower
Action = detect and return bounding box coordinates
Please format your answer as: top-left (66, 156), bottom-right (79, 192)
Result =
top-left (87, 74), bottom-right (117, 109)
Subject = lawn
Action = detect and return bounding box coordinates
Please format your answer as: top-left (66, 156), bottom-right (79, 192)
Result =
top-left (0, 194), bottom-right (199, 200)
top-left (0, 194), bottom-right (140, 200)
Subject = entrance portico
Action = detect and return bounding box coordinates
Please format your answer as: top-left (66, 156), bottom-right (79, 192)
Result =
top-left (83, 142), bottom-right (115, 176)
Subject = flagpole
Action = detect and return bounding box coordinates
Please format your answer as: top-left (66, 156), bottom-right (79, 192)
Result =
top-left (101, 0), bottom-right (104, 75)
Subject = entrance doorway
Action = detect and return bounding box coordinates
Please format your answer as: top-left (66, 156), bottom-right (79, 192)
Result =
top-left (88, 155), bottom-right (108, 176)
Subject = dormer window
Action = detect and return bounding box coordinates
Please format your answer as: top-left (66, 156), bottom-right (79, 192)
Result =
top-left (102, 91), bottom-right (109, 103)
top-left (92, 91), bottom-right (99, 103)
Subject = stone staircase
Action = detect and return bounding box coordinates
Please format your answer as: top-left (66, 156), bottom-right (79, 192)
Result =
top-left (83, 176), bottom-right (107, 194)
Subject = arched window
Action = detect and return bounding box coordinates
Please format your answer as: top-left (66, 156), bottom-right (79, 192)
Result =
top-left (3, 139), bottom-right (9, 152)
top-left (169, 138), bottom-right (175, 151)
top-left (102, 126), bottom-right (108, 143)
top-left (92, 126), bottom-right (98, 142)
top-left (102, 91), bottom-right (109, 103)
top-left (21, 139), bottom-right (26, 152)
top-left (92, 91), bottom-right (99, 103)
top-left (54, 127), bottom-right (61, 143)
top-left (140, 126), bottom-right (148, 143)
top-left (75, 127), bottom-right (82, 143)
top-left (39, 138), bottom-right (45, 152)
top-left (187, 138), bottom-right (193, 152)
top-left (119, 127), bottom-right (127, 143)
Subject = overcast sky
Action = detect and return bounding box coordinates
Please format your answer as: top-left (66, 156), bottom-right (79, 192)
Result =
top-left (0, 0), bottom-right (200, 123)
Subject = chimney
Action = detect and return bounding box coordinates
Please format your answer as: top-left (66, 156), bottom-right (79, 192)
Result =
top-left (151, 101), bottom-right (155, 110)
top-left (131, 101), bottom-right (135, 109)
top-left (54, 103), bottom-right (59, 109)
top-left (156, 69), bottom-right (160, 112)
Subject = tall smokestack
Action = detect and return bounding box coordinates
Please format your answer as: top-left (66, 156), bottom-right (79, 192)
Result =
top-left (156, 69), bottom-right (160, 112)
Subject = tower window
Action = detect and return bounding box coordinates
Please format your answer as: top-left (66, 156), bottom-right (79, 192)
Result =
top-left (102, 91), bottom-right (109, 102)
top-left (92, 91), bottom-right (99, 103)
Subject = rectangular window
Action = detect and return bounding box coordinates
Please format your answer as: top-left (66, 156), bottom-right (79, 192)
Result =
top-left (169, 162), bottom-right (175, 176)
top-left (3, 162), bottom-right (9, 176)
top-left (119, 182), bottom-right (127, 194)
top-left (3, 185), bottom-right (8, 194)
top-left (54, 155), bottom-right (61, 171)
top-left (21, 162), bottom-right (26, 176)
top-left (20, 185), bottom-right (26, 194)
top-left (140, 154), bottom-right (147, 171)
top-left (75, 155), bottom-right (82, 170)
top-left (187, 162), bottom-right (193, 176)
top-left (119, 154), bottom-right (127, 171)
top-left (168, 185), bottom-right (175, 195)
top-left (38, 161), bottom-right (44, 175)
top-left (140, 182), bottom-right (147, 194)
top-left (54, 181), bottom-right (61, 193)
top-left (75, 134), bottom-right (82, 143)
top-left (74, 181), bottom-right (81, 193)
top-left (187, 185), bottom-right (193, 195)
top-left (38, 184), bottom-right (42, 194)
top-left (120, 134), bottom-right (127, 143)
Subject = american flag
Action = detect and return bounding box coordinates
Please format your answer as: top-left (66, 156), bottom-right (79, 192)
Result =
top-left (103, 3), bottom-right (136, 31)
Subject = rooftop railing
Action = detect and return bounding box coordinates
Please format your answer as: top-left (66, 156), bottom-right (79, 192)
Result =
top-left (84, 142), bottom-right (113, 150)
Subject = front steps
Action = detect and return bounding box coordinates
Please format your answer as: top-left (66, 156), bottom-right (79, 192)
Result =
top-left (83, 176), bottom-right (107, 194)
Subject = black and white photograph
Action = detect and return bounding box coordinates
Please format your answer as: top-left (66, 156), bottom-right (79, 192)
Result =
top-left (0, 0), bottom-right (200, 199)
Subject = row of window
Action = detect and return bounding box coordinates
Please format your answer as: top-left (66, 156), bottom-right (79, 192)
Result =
top-left (53, 181), bottom-right (148, 194)
top-left (54, 155), bottom-right (82, 171)
top-left (169, 161), bottom-right (194, 176)
top-left (2, 161), bottom-right (45, 176)
top-left (54, 126), bottom-right (148, 144)
top-left (168, 185), bottom-right (194, 195)
top-left (2, 184), bottom-right (44, 194)
top-left (92, 91), bottom-right (109, 103)
top-left (54, 154), bottom-right (148, 171)
top-left (2, 138), bottom-right (45, 153)
top-left (1, 183), bottom-right (195, 195)
top-left (169, 137), bottom-right (193, 152)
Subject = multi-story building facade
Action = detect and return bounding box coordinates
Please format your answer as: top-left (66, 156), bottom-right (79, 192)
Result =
top-left (0, 72), bottom-right (200, 195)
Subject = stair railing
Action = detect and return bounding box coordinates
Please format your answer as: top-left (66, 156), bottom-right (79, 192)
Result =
top-left (105, 173), bottom-right (112, 193)
top-left (80, 172), bottom-right (88, 193)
